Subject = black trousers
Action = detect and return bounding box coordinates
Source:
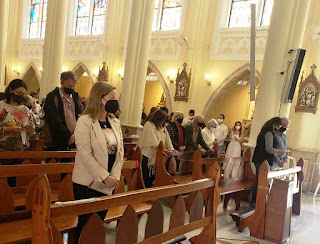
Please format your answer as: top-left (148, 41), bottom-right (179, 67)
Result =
top-left (142, 155), bottom-right (156, 188)
top-left (252, 162), bottom-right (261, 204)
top-left (73, 183), bottom-right (108, 243)
top-left (72, 154), bottom-right (116, 243)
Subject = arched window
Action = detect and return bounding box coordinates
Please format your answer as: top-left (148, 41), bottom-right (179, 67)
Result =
top-left (153, 0), bottom-right (183, 31)
top-left (28, 0), bottom-right (48, 38)
top-left (228, 0), bottom-right (274, 28)
top-left (75, 0), bottom-right (107, 36)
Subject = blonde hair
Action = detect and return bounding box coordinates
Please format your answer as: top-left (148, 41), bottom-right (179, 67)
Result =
top-left (83, 81), bottom-right (116, 120)
top-left (172, 111), bottom-right (183, 122)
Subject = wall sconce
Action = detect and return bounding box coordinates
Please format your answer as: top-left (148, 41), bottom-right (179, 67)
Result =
top-left (205, 73), bottom-right (212, 85)
top-left (92, 69), bottom-right (99, 80)
top-left (62, 66), bottom-right (68, 72)
top-left (118, 69), bottom-right (124, 80)
top-left (166, 70), bottom-right (176, 83)
top-left (39, 66), bottom-right (43, 72)
top-left (12, 66), bottom-right (20, 75)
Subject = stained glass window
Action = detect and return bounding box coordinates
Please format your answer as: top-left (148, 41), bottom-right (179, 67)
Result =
top-left (153, 0), bottom-right (183, 31)
top-left (260, 0), bottom-right (274, 26)
top-left (228, 0), bottom-right (274, 28)
top-left (75, 0), bottom-right (107, 35)
top-left (28, 0), bottom-right (48, 38)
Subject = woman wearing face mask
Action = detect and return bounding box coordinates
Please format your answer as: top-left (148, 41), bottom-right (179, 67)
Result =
top-left (166, 111), bottom-right (186, 151)
top-left (72, 81), bottom-right (124, 242)
top-left (0, 79), bottom-right (35, 152)
top-left (138, 110), bottom-right (175, 188)
top-left (251, 117), bottom-right (287, 202)
top-left (223, 121), bottom-right (244, 180)
top-left (0, 79), bottom-right (35, 186)
top-left (201, 119), bottom-right (218, 150)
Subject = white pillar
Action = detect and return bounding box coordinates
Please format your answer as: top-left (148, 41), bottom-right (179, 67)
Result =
top-left (40, 0), bottom-right (68, 98)
top-left (0, 0), bottom-right (9, 91)
top-left (120, 0), bottom-right (155, 128)
top-left (249, 0), bottom-right (311, 145)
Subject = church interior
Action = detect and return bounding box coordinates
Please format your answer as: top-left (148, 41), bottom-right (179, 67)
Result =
top-left (1, 0), bottom-right (320, 243)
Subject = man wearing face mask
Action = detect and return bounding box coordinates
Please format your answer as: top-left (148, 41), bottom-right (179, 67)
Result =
top-left (214, 114), bottom-right (228, 157)
top-left (274, 118), bottom-right (290, 169)
top-left (185, 114), bottom-right (214, 154)
top-left (44, 71), bottom-right (81, 151)
top-left (182, 109), bottom-right (195, 126)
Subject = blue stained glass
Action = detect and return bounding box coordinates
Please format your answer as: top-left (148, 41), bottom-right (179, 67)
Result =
top-left (77, 0), bottom-right (90, 17)
top-left (30, 4), bottom-right (40, 22)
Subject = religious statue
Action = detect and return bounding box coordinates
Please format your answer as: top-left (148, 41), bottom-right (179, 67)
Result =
top-left (174, 63), bottom-right (192, 102)
top-left (97, 62), bottom-right (108, 82)
top-left (295, 64), bottom-right (320, 114)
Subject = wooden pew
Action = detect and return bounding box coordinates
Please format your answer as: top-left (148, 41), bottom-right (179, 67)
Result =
top-left (154, 142), bottom-right (255, 211)
top-left (232, 158), bottom-right (304, 242)
top-left (29, 161), bottom-right (220, 243)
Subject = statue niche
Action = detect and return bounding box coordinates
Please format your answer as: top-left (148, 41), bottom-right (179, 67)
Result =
top-left (174, 63), bottom-right (191, 102)
top-left (97, 62), bottom-right (108, 82)
top-left (295, 64), bottom-right (320, 114)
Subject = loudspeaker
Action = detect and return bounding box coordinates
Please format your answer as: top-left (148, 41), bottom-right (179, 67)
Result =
top-left (286, 49), bottom-right (306, 103)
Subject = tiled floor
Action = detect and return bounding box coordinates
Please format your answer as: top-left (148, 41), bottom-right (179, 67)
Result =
top-left (103, 193), bottom-right (320, 243)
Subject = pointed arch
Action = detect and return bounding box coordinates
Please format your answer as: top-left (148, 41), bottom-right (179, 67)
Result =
top-left (22, 62), bottom-right (41, 94)
top-left (202, 63), bottom-right (261, 117)
top-left (72, 62), bottom-right (94, 84)
top-left (72, 62), bottom-right (94, 98)
top-left (148, 61), bottom-right (172, 112)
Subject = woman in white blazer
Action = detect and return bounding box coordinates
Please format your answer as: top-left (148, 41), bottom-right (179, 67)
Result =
top-left (201, 119), bottom-right (218, 149)
top-left (72, 81), bottom-right (124, 242)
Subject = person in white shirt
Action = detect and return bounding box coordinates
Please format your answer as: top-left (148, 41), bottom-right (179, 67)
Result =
top-left (201, 119), bottom-right (218, 149)
top-left (214, 114), bottom-right (228, 157)
top-left (182, 109), bottom-right (195, 126)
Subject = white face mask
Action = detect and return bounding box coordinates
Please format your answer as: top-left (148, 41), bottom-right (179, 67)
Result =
top-left (217, 118), bottom-right (223, 123)
top-left (210, 127), bottom-right (215, 132)
top-left (235, 125), bottom-right (241, 130)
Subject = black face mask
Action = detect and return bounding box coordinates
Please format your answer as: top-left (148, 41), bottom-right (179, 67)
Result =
top-left (63, 87), bottom-right (74, 95)
top-left (177, 118), bottom-right (183, 124)
top-left (105, 100), bottom-right (119, 114)
top-left (11, 93), bottom-right (23, 104)
top-left (26, 105), bottom-right (33, 110)
top-left (197, 122), bottom-right (205, 129)
top-left (279, 127), bottom-right (287, 133)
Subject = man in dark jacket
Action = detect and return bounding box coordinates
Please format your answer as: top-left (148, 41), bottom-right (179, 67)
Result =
top-left (44, 71), bottom-right (81, 151)
top-left (185, 114), bottom-right (214, 154)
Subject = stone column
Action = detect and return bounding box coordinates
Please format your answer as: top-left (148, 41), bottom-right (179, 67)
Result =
top-left (40, 0), bottom-right (68, 98)
top-left (249, 0), bottom-right (311, 145)
top-left (0, 0), bottom-right (9, 91)
top-left (120, 0), bottom-right (155, 129)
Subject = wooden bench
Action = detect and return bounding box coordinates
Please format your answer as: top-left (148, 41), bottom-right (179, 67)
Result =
top-left (154, 143), bottom-right (255, 211)
top-left (230, 158), bottom-right (304, 242)
top-left (28, 161), bottom-right (221, 243)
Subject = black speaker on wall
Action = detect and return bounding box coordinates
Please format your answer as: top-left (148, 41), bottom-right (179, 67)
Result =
top-left (287, 48), bottom-right (306, 103)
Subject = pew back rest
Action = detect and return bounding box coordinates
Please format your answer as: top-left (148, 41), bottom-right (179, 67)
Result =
top-left (32, 162), bottom-right (221, 244)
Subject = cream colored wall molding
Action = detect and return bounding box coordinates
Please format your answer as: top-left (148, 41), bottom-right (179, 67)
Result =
top-left (18, 39), bottom-right (44, 60)
top-left (210, 0), bottom-right (269, 61)
top-left (307, 26), bottom-right (320, 45)
top-left (64, 35), bottom-right (104, 60)
top-left (149, 38), bottom-right (181, 60)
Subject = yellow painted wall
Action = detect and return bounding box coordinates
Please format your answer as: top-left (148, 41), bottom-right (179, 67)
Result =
top-left (74, 76), bottom-right (92, 98)
top-left (143, 81), bottom-right (163, 114)
top-left (209, 85), bottom-right (250, 128)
